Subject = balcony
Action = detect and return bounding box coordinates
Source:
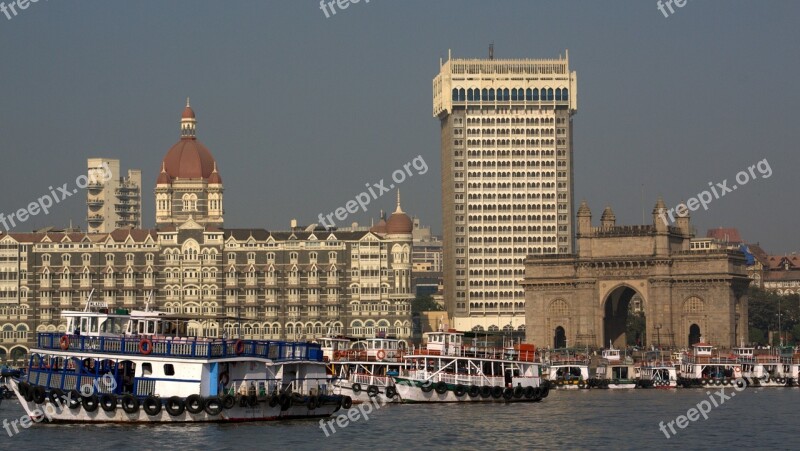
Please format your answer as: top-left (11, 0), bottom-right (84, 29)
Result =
top-left (87, 199), bottom-right (104, 207)
top-left (87, 215), bottom-right (104, 224)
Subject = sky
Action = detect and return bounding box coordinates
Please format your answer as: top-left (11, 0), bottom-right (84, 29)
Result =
top-left (0, 0), bottom-right (798, 253)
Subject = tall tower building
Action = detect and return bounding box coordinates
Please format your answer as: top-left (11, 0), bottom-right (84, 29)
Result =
top-left (433, 50), bottom-right (578, 332)
top-left (155, 99), bottom-right (224, 228)
top-left (86, 158), bottom-right (142, 233)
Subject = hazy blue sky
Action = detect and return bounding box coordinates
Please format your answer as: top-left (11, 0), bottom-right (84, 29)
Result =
top-left (1, 1), bottom-right (798, 252)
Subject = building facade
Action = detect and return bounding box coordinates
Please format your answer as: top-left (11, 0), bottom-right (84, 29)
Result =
top-left (523, 200), bottom-right (751, 349)
top-left (0, 103), bottom-right (413, 364)
top-left (433, 50), bottom-right (578, 332)
top-left (86, 158), bottom-right (142, 233)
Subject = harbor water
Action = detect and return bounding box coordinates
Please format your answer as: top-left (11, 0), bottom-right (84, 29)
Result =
top-left (1, 387), bottom-right (795, 450)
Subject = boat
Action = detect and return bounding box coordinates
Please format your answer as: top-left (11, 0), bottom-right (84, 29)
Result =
top-left (636, 350), bottom-right (678, 388)
top-left (392, 330), bottom-right (547, 403)
top-left (677, 341), bottom-right (742, 388)
top-left (320, 336), bottom-right (407, 404)
top-left (589, 347), bottom-right (639, 389)
top-left (732, 346), bottom-right (789, 387)
top-left (9, 297), bottom-right (349, 423)
top-left (543, 349), bottom-right (590, 389)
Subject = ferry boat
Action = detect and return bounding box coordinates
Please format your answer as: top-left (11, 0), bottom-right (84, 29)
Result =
top-left (732, 346), bottom-right (789, 387)
top-left (677, 342), bottom-right (742, 388)
top-left (590, 347), bottom-right (639, 389)
top-left (9, 300), bottom-right (349, 423)
top-left (392, 330), bottom-right (547, 403)
top-left (319, 336), bottom-right (407, 404)
top-left (637, 351), bottom-right (678, 388)
top-left (543, 350), bottom-right (590, 389)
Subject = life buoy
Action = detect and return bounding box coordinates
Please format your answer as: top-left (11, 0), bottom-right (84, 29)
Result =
top-left (502, 387), bottom-right (513, 400)
top-left (59, 335), bottom-right (70, 350)
top-left (341, 396), bottom-right (353, 409)
top-left (468, 385), bottom-right (481, 398)
top-left (480, 386), bottom-right (492, 398)
top-left (435, 381), bottom-right (448, 395)
top-left (351, 383), bottom-right (362, 394)
top-left (234, 340), bottom-right (245, 355)
top-left (366, 385), bottom-right (379, 397)
top-left (420, 381), bottom-right (434, 393)
top-left (139, 338), bottom-right (153, 355)
top-left (376, 349), bottom-right (386, 361)
top-left (219, 371), bottom-right (230, 387)
top-left (491, 386), bottom-right (503, 399)
top-left (222, 394), bottom-right (236, 409)
top-left (454, 384), bottom-right (467, 397)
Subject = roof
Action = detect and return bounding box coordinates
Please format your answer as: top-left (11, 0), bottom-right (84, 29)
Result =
top-left (706, 228), bottom-right (743, 244)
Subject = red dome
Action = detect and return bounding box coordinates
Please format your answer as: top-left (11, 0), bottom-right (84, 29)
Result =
top-left (370, 218), bottom-right (387, 234)
top-left (207, 165), bottom-right (222, 184)
top-left (182, 105), bottom-right (195, 119)
top-left (386, 211), bottom-right (412, 234)
top-left (162, 138), bottom-right (216, 180)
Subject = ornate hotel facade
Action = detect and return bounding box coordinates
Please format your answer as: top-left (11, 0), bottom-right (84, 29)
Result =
top-left (0, 102), bottom-right (414, 363)
top-left (434, 50), bottom-right (578, 332)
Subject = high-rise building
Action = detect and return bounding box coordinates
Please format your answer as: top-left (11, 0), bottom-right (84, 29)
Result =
top-left (86, 158), bottom-right (142, 233)
top-left (433, 50), bottom-right (578, 332)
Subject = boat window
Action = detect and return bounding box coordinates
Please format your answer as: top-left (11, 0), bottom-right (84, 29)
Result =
top-left (142, 362), bottom-right (152, 376)
top-left (80, 317), bottom-right (89, 333)
top-left (90, 317), bottom-right (99, 333)
top-left (148, 321), bottom-right (156, 334)
top-left (164, 364), bottom-right (175, 376)
top-left (137, 321), bottom-right (145, 335)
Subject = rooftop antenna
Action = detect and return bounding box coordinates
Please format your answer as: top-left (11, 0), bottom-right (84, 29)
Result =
top-left (83, 288), bottom-right (95, 312)
top-left (144, 290), bottom-right (154, 312)
top-left (489, 43), bottom-right (494, 60)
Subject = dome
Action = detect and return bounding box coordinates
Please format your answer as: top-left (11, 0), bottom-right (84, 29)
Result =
top-left (207, 163), bottom-right (222, 184)
top-left (385, 191), bottom-right (412, 234)
top-left (369, 211), bottom-right (388, 234)
top-left (156, 163), bottom-right (171, 185)
top-left (162, 139), bottom-right (216, 179)
top-left (160, 100), bottom-right (219, 181)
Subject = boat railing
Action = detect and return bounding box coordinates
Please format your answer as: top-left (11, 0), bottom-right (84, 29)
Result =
top-left (406, 370), bottom-right (503, 387)
top-left (35, 332), bottom-right (323, 363)
top-left (351, 373), bottom-right (393, 387)
top-left (407, 345), bottom-right (539, 362)
top-left (227, 377), bottom-right (333, 397)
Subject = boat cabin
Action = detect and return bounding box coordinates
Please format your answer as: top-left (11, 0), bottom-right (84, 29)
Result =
top-left (63, 302), bottom-right (130, 338)
top-left (732, 347), bottom-right (755, 361)
top-left (601, 348), bottom-right (621, 362)
top-left (424, 331), bottom-right (463, 356)
top-left (693, 342), bottom-right (714, 357)
top-left (317, 337), bottom-right (352, 361)
top-left (352, 337), bottom-right (407, 361)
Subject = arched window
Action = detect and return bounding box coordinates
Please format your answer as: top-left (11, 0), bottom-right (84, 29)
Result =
top-left (452, 88), bottom-right (458, 101)
top-left (562, 88), bottom-right (569, 100)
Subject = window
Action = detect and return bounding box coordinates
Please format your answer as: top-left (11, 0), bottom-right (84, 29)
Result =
top-left (142, 363), bottom-right (153, 376)
top-left (164, 364), bottom-right (175, 376)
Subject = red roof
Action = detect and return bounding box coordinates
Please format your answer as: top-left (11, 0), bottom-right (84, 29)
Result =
top-left (706, 228), bottom-right (742, 244)
top-left (182, 105), bottom-right (195, 119)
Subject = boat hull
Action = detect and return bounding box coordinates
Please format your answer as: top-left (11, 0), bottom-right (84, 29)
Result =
top-left (10, 379), bottom-right (342, 423)
top-left (392, 378), bottom-right (546, 403)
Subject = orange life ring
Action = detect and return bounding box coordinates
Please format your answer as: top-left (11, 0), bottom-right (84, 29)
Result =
top-left (139, 338), bottom-right (153, 355)
top-left (376, 349), bottom-right (387, 361)
top-left (234, 340), bottom-right (245, 355)
top-left (59, 335), bottom-right (69, 351)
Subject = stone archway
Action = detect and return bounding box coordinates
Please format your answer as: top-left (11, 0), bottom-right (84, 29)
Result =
top-left (603, 285), bottom-right (645, 349)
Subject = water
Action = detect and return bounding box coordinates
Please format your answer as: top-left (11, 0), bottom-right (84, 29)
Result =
top-left (1, 388), bottom-right (796, 450)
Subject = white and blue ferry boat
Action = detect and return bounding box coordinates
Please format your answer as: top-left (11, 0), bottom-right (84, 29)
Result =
top-left (9, 299), bottom-right (349, 423)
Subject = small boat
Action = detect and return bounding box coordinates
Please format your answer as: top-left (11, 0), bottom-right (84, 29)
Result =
top-left (543, 349), bottom-right (590, 389)
top-left (9, 295), bottom-right (348, 423)
top-left (733, 346), bottom-right (789, 387)
top-left (677, 341), bottom-right (742, 388)
top-left (392, 330), bottom-right (547, 403)
top-left (590, 347), bottom-right (638, 389)
top-left (320, 336), bottom-right (407, 404)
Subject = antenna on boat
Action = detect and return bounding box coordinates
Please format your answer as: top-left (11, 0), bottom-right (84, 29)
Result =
top-left (83, 288), bottom-right (95, 312)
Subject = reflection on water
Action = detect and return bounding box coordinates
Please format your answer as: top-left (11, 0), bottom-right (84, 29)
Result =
top-left (1, 388), bottom-right (796, 450)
